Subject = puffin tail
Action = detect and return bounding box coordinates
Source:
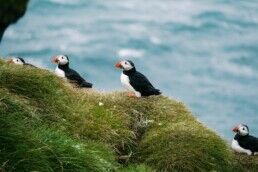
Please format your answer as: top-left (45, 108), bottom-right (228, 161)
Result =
top-left (147, 88), bottom-right (161, 96)
top-left (80, 81), bottom-right (93, 88)
top-left (24, 63), bottom-right (36, 68)
top-left (152, 89), bottom-right (161, 95)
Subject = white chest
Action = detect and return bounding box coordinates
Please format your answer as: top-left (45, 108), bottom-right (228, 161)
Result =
top-left (120, 73), bottom-right (141, 97)
top-left (55, 66), bottom-right (65, 78)
top-left (120, 73), bottom-right (134, 91)
top-left (231, 139), bottom-right (252, 155)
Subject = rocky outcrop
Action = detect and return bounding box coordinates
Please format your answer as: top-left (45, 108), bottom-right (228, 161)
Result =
top-left (0, 0), bottom-right (29, 42)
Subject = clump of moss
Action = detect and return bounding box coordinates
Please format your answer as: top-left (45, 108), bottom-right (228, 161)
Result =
top-left (0, 59), bottom-right (257, 171)
top-left (0, 89), bottom-right (118, 172)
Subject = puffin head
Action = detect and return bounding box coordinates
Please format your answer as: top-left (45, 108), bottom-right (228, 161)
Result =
top-left (51, 55), bottom-right (69, 65)
top-left (232, 124), bottom-right (249, 136)
top-left (115, 60), bottom-right (135, 71)
top-left (6, 57), bottom-right (25, 65)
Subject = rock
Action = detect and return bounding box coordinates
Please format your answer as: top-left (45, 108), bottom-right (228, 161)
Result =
top-left (0, 0), bottom-right (29, 42)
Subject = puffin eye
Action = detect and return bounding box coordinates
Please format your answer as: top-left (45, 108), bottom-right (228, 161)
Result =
top-left (125, 62), bottom-right (128, 65)
top-left (62, 56), bottom-right (64, 59)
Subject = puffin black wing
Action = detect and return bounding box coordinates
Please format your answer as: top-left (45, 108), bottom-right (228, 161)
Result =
top-left (65, 68), bottom-right (93, 88)
top-left (129, 71), bottom-right (161, 96)
top-left (24, 63), bottom-right (36, 68)
top-left (235, 135), bottom-right (258, 153)
top-left (245, 136), bottom-right (258, 153)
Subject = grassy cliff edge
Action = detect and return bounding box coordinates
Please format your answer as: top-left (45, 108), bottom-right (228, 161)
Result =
top-left (0, 59), bottom-right (257, 172)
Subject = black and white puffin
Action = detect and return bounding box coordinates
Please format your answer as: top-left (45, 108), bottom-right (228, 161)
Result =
top-left (231, 124), bottom-right (258, 155)
top-left (51, 55), bottom-right (93, 88)
top-left (6, 57), bottom-right (36, 67)
top-left (115, 59), bottom-right (161, 97)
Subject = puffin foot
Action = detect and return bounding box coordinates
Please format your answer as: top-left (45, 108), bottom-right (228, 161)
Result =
top-left (127, 93), bottom-right (137, 98)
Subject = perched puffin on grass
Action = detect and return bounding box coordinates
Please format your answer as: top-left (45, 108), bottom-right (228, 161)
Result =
top-left (52, 55), bottom-right (93, 88)
top-left (6, 57), bottom-right (36, 67)
top-left (115, 59), bottom-right (161, 97)
top-left (231, 124), bottom-right (258, 155)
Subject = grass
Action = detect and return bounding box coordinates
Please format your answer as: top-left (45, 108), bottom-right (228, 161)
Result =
top-left (0, 59), bottom-right (258, 171)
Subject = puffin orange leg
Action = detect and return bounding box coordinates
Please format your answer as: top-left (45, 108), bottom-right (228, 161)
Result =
top-left (127, 93), bottom-right (137, 97)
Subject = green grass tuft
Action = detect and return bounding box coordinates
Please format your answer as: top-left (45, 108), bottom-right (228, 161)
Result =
top-left (0, 59), bottom-right (258, 171)
top-left (121, 164), bottom-right (155, 172)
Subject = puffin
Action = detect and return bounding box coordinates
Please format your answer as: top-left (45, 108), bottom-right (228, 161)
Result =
top-left (51, 55), bottom-right (93, 88)
top-left (6, 57), bottom-right (36, 67)
top-left (231, 124), bottom-right (258, 155)
top-left (115, 59), bottom-right (161, 97)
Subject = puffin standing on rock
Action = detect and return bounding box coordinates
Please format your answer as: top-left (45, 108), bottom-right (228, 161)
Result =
top-left (52, 55), bottom-right (93, 88)
top-left (6, 57), bottom-right (36, 67)
top-left (231, 124), bottom-right (258, 155)
top-left (115, 59), bottom-right (161, 97)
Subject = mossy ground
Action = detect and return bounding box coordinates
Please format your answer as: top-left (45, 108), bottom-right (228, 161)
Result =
top-left (0, 59), bottom-right (257, 171)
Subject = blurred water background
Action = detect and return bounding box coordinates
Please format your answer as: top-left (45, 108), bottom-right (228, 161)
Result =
top-left (0, 0), bottom-right (258, 140)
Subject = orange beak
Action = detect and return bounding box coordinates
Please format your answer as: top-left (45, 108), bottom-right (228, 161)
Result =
top-left (232, 126), bottom-right (238, 133)
top-left (115, 62), bottom-right (122, 69)
top-left (51, 56), bottom-right (59, 64)
top-left (6, 59), bottom-right (14, 64)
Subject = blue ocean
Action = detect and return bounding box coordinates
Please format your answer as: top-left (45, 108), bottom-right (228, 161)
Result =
top-left (1, 0), bottom-right (258, 140)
